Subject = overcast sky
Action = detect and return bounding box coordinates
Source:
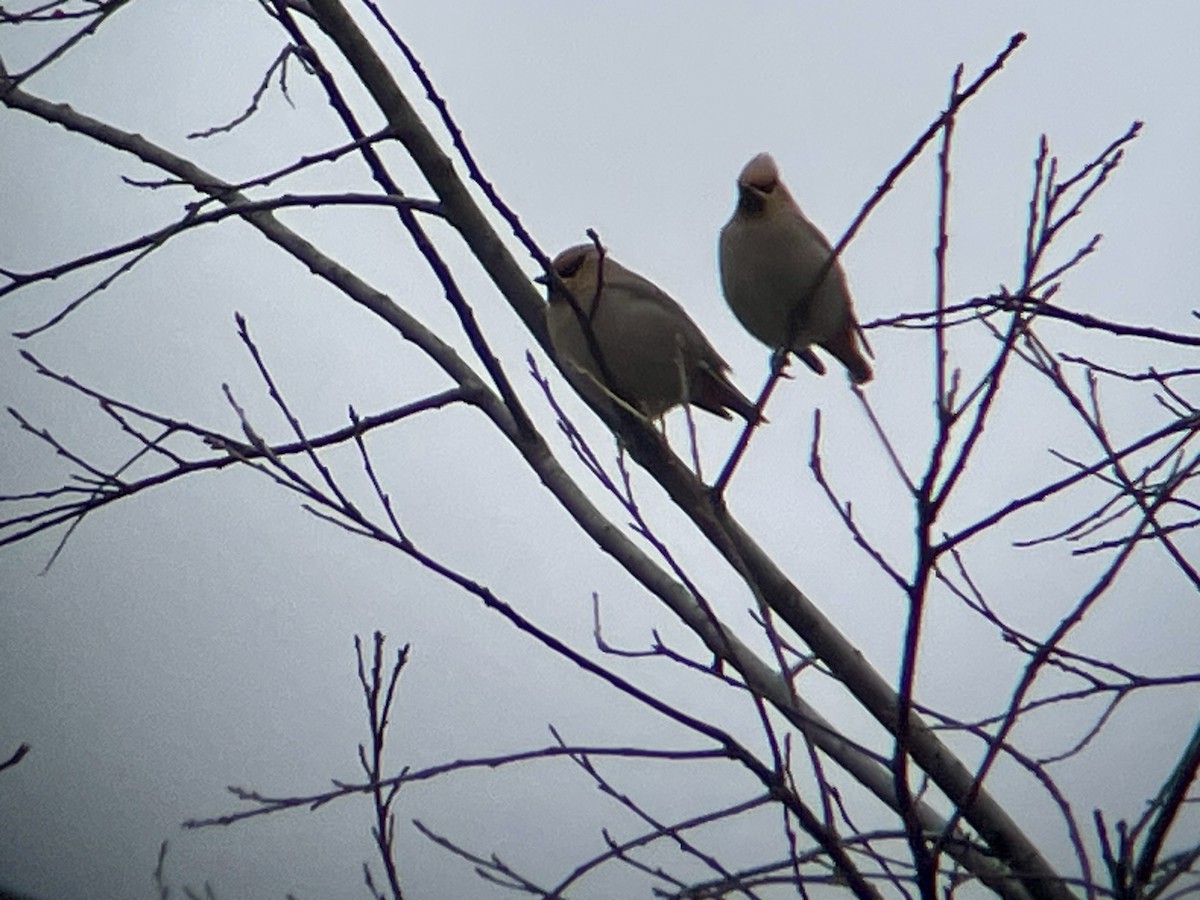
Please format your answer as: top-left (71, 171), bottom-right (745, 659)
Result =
top-left (2, 2), bottom-right (1198, 899)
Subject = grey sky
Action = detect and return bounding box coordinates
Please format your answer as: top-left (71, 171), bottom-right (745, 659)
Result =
top-left (2, 2), bottom-right (1198, 898)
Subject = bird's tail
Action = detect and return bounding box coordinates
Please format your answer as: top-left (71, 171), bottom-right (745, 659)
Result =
top-left (693, 368), bottom-right (761, 422)
top-left (820, 325), bottom-right (873, 385)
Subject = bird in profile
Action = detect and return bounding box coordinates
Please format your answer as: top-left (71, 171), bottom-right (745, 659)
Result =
top-left (538, 244), bottom-right (757, 421)
top-left (718, 152), bottom-right (873, 384)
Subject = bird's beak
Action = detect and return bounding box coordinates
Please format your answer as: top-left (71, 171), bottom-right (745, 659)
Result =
top-left (534, 273), bottom-right (549, 286)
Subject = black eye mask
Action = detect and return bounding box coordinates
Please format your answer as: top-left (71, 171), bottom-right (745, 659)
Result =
top-left (557, 254), bottom-right (586, 278)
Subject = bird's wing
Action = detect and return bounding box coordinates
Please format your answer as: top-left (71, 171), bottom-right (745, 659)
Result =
top-left (614, 274), bottom-right (734, 371)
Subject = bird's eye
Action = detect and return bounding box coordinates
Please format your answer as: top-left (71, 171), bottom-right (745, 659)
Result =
top-left (557, 256), bottom-right (585, 278)
top-left (753, 181), bottom-right (776, 194)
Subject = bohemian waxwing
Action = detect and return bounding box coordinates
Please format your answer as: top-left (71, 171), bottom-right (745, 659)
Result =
top-left (539, 244), bottom-right (757, 420)
top-left (719, 152), bottom-right (872, 384)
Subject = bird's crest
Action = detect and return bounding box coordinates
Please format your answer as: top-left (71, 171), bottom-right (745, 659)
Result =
top-left (738, 152), bottom-right (780, 191)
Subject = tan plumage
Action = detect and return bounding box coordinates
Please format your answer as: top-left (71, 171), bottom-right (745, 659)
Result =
top-left (539, 244), bottom-right (756, 421)
top-left (719, 152), bottom-right (873, 384)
